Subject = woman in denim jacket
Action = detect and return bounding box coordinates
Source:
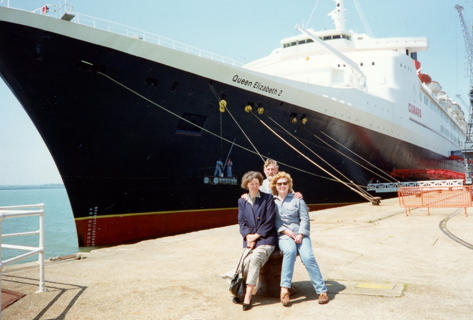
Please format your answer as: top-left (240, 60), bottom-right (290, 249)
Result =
top-left (271, 171), bottom-right (328, 306)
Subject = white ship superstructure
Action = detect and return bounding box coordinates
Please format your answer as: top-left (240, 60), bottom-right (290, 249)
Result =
top-left (245, 0), bottom-right (466, 157)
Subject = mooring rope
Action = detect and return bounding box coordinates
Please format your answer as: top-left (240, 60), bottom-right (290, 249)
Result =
top-left (96, 69), bottom-right (379, 191)
top-left (266, 115), bottom-right (372, 197)
top-left (320, 131), bottom-right (399, 183)
top-left (249, 112), bottom-right (375, 202)
top-left (222, 104), bottom-right (265, 162)
top-left (97, 71), bottom-right (258, 156)
top-left (312, 132), bottom-right (396, 183)
top-left (97, 70), bottom-right (329, 180)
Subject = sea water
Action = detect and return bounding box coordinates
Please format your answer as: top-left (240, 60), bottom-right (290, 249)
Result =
top-left (0, 187), bottom-right (78, 263)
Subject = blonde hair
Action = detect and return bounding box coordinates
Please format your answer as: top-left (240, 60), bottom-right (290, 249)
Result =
top-left (264, 158), bottom-right (278, 169)
top-left (241, 171), bottom-right (264, 190)
top-left (270, 171), bottom-right (293, 195)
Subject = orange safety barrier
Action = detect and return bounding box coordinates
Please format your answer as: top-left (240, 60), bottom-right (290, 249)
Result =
top-left (398, 186), bottom-right (472, 216)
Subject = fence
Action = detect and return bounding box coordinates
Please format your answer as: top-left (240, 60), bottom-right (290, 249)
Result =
top-left (398, 186), bottom-right (472, 216)
top-left (0, 203), bottom-right (45, 315)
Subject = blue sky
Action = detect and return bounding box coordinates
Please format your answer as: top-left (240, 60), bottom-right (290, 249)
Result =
top-left (1, 0), bottom-right (472, 184)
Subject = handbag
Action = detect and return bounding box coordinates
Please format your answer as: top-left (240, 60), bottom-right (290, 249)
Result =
top-left (229, 249), bottom-right (251, 298)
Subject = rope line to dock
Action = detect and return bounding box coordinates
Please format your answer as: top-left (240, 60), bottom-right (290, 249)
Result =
top-left (439, 209), bottom-right (473, 250)
top-left (266, 115), bottom-right (371, 195)
top-left (96, 70), bottom-right (339, 182)
top-left (249, 112), bottom-right (375, 202)
top-left (222, 104), bottom-right (265, 162)
top-left (312, 132), bottom-right (395, 183)
top-left (319, 131), bottom-right (398, 183)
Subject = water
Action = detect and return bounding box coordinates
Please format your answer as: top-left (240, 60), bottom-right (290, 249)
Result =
top-left (0, 187), bottom-right (78, 263)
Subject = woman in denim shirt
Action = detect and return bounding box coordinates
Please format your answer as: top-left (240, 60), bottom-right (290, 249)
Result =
top-left (271, 171), bottom-right (328, 306)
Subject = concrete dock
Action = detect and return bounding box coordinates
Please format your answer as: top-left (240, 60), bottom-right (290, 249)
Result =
top-left (2, 197), bottom-right (473, 319)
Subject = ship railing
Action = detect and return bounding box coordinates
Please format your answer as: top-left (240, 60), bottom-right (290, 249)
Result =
top-left (367, 179), bottom-right (464, 193)
top-left (73, 13), bottom-right (243, 66)
top-left (1, 1), bottom-right (243, 67)
top-left (0, 203), bottom-right (46, 305)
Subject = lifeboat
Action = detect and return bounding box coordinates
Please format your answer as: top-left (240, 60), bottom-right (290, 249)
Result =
top-left (414, 60), bottom-right (432, 84)
top-left (429, 80), bottom-right (441, 94)
top-left (418, 73), bottom-right (431, 84)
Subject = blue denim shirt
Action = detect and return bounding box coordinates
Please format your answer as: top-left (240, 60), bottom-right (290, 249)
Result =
top-left (274, 193), bottom-right (310, 239)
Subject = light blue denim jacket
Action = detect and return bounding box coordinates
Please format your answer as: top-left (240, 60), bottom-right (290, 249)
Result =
top-left (274, 193), bottom-right (310, 239)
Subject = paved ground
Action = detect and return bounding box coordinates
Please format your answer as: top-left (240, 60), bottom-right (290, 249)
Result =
top-left (2, 197), bottom-right (473, 319)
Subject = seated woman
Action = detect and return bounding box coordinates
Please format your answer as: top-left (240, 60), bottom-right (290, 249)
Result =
top-left (236, 171), bottom-right (277, 311)
top-left (271, 171), bottom-right (329, 306)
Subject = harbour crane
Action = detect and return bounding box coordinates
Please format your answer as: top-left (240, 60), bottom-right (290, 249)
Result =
top-left (455, 4), bottom-right (473, 184)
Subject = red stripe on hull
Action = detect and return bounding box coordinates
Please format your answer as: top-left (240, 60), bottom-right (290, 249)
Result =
top-left (75, 208), bottom-right (238, 247)
top-left (75, 202), bottom-right (354, 247)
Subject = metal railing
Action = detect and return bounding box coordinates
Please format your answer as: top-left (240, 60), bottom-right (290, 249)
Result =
top-left (0, 203), bottom-right (46, 304)
top-left (367, 179), bottom-right (465, 193)
top-left (1, 1), bottom-right (243, 66)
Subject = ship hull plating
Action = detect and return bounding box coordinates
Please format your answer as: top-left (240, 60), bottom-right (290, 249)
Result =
top-left (0, 18), bottom-right (463, 247)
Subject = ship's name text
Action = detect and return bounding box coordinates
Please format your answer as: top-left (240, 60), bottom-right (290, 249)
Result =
top-left (232, 74), bottom-right (282, 96)
top-left (408, 103), bottom-right (421, 118)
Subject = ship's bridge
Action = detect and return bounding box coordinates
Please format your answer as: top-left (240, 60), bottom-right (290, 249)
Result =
top-left (279, 28), bottom-right (428, 54)
top-left (281, 29), bottom-right (352, 48)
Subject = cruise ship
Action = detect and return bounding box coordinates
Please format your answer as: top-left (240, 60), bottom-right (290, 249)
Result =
top-left (0, 1), bottom-right (466, 247)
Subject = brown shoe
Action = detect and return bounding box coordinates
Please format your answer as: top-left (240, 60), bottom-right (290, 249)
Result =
top-left (289, 285), bottom-right (296, 295)
top-left (318, 292), bottom-right (329, 304)
top-left (280, 288), bottom-right (291, 307)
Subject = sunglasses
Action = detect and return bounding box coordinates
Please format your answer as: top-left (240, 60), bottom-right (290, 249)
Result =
top-left (276, 181), bottom-right (288, 186)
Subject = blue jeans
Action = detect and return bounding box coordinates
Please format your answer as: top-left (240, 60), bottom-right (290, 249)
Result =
top-left (279, 236), bottom-right (327, 294)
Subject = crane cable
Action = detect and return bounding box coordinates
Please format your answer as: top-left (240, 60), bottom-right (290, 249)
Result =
top-left (265, 115), bottom-right (372, 198)
top-left (249, 112), bottom-right (376, 202)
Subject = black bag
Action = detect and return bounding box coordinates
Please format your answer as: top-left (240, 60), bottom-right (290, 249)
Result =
top-left (229, 249), bottom-right (251, 298)
top-left (229, 272), bottom-right (245, 298)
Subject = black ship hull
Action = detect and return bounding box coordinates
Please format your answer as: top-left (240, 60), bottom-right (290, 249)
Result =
top-left (0, 8), bottom-right (463, 247)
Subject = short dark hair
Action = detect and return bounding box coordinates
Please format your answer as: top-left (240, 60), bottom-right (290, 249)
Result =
top-left (241, 171), bottom-right (264, 190)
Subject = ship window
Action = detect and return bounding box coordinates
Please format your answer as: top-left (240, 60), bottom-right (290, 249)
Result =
top-left (298, 40), bottom-right (306, 45)
top-left (372, 62), bottom-right (375, 65)
top-left (283, 43), bottom-right (289, 48)
top-left (291, 42), bottom-right (297, 46)
top-left (333, 35), bottom-right (341, 39)
top-left (176, 113), bottom-right (207, 136)
top-left (360, 62), bottom-right (363, 66)
top-left (323, 35), bottom-right (332, 40)
top-left (307, 39), bottom-right (314, 43)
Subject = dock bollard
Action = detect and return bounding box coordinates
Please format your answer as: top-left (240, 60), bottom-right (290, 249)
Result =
top-left (371, 197), bottom-right (381, 206)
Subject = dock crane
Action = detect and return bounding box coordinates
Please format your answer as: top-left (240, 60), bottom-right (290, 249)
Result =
top-left (455, 4), bottom-right (473, 184)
